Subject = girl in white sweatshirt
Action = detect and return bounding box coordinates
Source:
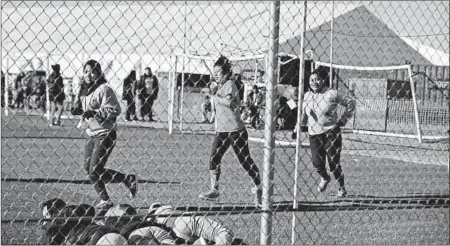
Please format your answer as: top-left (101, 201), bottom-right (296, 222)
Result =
top-left (294, 69), bottom-right (356, 198)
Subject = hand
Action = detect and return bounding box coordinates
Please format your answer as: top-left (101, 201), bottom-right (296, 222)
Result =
top-left (82, 110), bottom-right (96, 119)
top-left (201, 88), bottom-right (212, 97)
top-left (336, 119), bottom-right (346, 127)
top-left (291, 132), bottom-right (297, 140)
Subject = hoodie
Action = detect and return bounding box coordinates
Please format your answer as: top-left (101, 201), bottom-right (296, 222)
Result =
top-left (77, 73), bottom-right (121, 137)
top-left (301, 87), bottom-right (356, 135)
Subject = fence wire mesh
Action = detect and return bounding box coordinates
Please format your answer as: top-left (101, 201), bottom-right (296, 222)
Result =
top-left (1, 1), bottom-right (449, 245)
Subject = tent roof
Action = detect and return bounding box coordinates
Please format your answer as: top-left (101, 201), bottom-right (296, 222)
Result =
top-left (278, 5), bottom-right (448, 67)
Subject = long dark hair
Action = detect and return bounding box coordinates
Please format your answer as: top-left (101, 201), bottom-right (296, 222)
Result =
top-left (126, 70), bottom-right (137, 81)
top-left (80, 59), bottom-right (107, 96)
top-left (214, 55), bottom-right (232, 79)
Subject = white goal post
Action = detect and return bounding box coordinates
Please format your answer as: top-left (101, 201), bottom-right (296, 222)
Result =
top-left (316, 61), bottom-right (448, 143)
top-left (167, 52), bottom-right (268, 135)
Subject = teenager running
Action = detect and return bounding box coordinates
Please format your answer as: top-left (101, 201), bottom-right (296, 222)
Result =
top-left (199, 55), bottom-right (262, 206)
top-left (292, 69), bottom-right (356, 198)
top-left (77, 59), bottom-right (137, 210)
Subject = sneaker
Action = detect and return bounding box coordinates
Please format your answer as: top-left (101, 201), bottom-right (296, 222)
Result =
top-left (317, 177), bottom-right (331, 192)
top-left (199, 189), bottom-right (220, 201)
top-left (336, 188), bottom-right (348, 198)
top-left (125, 174), bottom-right (138, 199)
top-left (251, 187), bottom-right (262, 207)
top-left (95, 200), bottom-right (114, 210)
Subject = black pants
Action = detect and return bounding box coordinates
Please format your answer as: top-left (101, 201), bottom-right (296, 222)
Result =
top-left (136, 95), bottom-right (154, 121)
top-left (309, 126), bottom-right (344, 187)
top-left (84, 130), bottom-right (127, 201)
top-left (125, 97), bottom-right (136, 120)
top-left (209, 129), bottom-right (261, 186)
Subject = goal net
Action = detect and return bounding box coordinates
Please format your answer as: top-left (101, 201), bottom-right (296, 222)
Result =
top-left (315, 61), bottom-right (448, 143)
top-left (167, 53), bottom-right (267, 134)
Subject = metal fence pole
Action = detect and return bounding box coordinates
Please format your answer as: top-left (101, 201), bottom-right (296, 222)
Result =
top-left (260, 1), bottom-right (280, 245)
top-left (5, 57), bottom-right (10, 116)
top-left (46, 55), bottom-right (51, 121)
top-left (168, 55), bottom-right (175, 134)
top-left (329, 0), bottom-right (334, 88)
top-left (291, 1), bottom-right (308, 244)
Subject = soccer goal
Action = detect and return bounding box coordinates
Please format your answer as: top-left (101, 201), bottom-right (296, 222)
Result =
top-left (316, 61), bottom-right (448, 143)
top-left (167, 52), bottom-right (268, 135)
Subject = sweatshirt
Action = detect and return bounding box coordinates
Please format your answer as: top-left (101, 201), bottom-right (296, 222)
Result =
top-left (301, 87), bottom-right (356, 135)
top-left (78, 84), bottom-right (121, 137)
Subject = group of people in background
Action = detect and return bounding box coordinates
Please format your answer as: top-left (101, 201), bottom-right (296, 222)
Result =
top-left (1, 64), bottom-right (77, 126)
top-left (1, 64), bottom-right (160, 125)
top-left (122, 67), bottom-right (159, 122)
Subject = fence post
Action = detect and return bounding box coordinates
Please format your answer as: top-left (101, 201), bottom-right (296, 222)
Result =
top-left (329, 0), bottom-right (334, 88)
top-left (291, 1), bottom-right (308, 244)
top-left (5, 57), bottom-right (9, 116)
top-left (168, 55), bottom-right (175, 134)
top-left (46, 55), bottom-right (51, 121)
top-left (260, 1), bottom-right (280, 245)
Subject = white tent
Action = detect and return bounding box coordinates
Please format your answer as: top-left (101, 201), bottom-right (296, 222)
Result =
top-left (2, 1), bottom-right (448, 81)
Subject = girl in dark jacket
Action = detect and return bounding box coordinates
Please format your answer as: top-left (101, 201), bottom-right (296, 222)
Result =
top-left (122, 70), bottom-right (137, 121)
top-left (135, 67), bottom-right (159, 122)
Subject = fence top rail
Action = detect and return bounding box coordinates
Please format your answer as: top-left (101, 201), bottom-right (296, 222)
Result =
top-left (174, 53), bottom-right (267, 61)
top-left (316, 61), bottom-right (411, 71)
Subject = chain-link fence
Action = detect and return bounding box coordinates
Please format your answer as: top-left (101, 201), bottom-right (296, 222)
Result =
top-left (1, 1), bottom-right (449, 245)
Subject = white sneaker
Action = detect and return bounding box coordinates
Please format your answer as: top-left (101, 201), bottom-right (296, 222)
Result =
top-left (318, 177), bottom-right (331, 192)
top-left (95, 200), bottom-right (114, 210)
top-left (199, 189), bottom-right (220, 201)
top-left (251, 187), bottom-right (262, 207)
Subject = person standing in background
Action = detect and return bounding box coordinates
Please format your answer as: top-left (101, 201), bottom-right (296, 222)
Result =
top-left (135, 67), bottom-right (159, 122)
top-left (122, 70), bottom-right (137, 121)
top-left (64, 79), bottom-right (74, 111)
top-left (1, 71), bottom-right (5, 108)
top-left (234, 73), bottom-right (244, 103)
top-left (47, 64), bottom-right (65, 126)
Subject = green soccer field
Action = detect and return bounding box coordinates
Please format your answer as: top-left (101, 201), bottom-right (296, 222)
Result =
top-left (1, 110), bottom-right (449, 244)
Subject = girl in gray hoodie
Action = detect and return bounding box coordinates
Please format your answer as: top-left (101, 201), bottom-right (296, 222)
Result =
top-left (77, 59), bottom-right (138, 209)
